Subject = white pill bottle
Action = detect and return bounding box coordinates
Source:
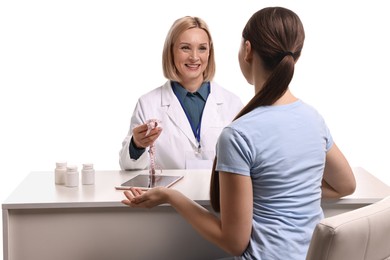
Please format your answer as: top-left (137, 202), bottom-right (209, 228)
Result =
top-left (65, 165), bottom-right (79, 187)
top-left (55, 161), bottom-right (67, 185)
top-left (81, 163), bottom-right (95, 185)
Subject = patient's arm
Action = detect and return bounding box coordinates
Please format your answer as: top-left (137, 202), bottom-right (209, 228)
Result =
top-left (322, 143), bottom-right (356, 198)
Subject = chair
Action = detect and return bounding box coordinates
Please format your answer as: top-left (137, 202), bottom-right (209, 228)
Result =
top-left (306, 196), bottom-right (390, 260)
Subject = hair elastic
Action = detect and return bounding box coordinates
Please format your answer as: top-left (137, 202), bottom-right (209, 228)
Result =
top-left (283, 51), bottom-right (294, 57)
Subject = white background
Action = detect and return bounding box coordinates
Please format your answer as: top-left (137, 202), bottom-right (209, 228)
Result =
top-left (1, 0), bottom-right (389, 255)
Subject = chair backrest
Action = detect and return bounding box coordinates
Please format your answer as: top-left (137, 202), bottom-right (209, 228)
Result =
top-left (306, 196), bottom-right (390, 260)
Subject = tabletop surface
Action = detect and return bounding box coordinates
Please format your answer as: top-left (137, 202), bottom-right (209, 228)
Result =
top-left (3, 167), bottom-right (390, 210)
top-left (2, 169), bottom-right (210, 209)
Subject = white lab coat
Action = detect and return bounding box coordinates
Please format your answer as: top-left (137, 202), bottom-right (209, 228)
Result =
top-left (119, 81), bottom-right (243, 170)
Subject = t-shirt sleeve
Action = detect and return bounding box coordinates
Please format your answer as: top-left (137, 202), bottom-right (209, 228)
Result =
top-left (215, 127), bottom-right (252, 176)
top-left (321, 116), bottom-right (333, 152)
top-left (325, 125), bottom-right (333, 152)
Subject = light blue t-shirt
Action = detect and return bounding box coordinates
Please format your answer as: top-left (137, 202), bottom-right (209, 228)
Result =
top-left (215, 100), bottom-right (333, 260)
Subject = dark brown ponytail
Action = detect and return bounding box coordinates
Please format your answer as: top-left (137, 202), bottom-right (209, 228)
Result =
top-left (210, 7), bottom-right (305, 212)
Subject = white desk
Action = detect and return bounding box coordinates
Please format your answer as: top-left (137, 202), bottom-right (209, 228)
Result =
top-left (3, 167), bottom-right (390, 260)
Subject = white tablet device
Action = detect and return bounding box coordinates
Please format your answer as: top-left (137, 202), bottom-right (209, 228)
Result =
top-left (115, 174), bottom-right (183, 190)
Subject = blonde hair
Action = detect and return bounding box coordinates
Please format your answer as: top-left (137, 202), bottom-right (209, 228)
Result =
top-left (162, 16), bottom-right (216, 82)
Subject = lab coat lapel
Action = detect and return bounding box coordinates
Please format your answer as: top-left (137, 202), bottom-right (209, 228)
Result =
top-left (161, 81), bottom-right (197, 146)
top-left (201, 83), bottom-right (225, 131)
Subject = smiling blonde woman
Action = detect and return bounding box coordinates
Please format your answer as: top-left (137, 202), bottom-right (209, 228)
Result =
top-left (119, 16), bottom-right (243, 171)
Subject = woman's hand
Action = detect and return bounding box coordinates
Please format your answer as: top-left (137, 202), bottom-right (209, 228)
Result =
top-left (132, 123), bottom-right (162, 149)
top-left (121, 187), bottom-right (169, 209)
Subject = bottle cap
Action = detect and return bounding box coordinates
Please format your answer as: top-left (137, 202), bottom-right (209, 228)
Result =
top-left (66, 165), bottom-right (78, 172)
top-left (82, 163), bottom-right (94, 170)
top-left (56, 162), bottom-right (67, 168)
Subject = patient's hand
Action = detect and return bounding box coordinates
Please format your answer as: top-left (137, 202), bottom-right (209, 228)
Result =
top-left (121, 187), bottom-right (169, 209)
